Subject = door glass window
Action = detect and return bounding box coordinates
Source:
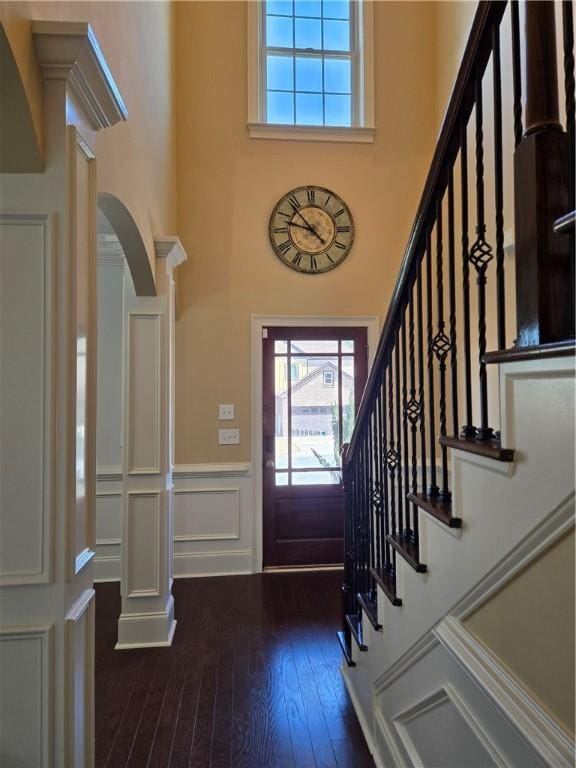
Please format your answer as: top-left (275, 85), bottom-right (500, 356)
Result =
top-left (274, 338), bottom-right (357, 486)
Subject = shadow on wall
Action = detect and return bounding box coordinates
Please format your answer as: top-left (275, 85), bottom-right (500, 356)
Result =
top-left (98, 192), bottom-right (156, 297)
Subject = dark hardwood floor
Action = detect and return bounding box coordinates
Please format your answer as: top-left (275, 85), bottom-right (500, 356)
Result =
top-left (95, 571), bottom-right (375, 768)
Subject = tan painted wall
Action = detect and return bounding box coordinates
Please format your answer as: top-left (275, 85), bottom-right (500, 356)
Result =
top-left (434, 0), bottom-right (476, 134)
top-left (174, 0), bottom-right (437, 463)
top-left (0, 1), bottom-right (176, 276)
top-left (465, 527), bottom-right (576, 736)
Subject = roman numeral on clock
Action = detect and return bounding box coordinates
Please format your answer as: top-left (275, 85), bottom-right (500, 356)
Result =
top-left (292, 252), bottom-right (303, 266)
top-left (273, 226), bottom-right (288, 234)
top-left (334, 241), bottom-right (346, 250)
top-left (334, 208), bottom-right (345, 218)
top-left (278, 240), bottom-right (292, 254)
top-left (310, 255), bottom-right (317, 270)
top-left (288, 195), bottom-right (301, 211)
top-left (337, 225), bottom-right (351, 233)
top-left (307, 189), bottom-right (316, 204)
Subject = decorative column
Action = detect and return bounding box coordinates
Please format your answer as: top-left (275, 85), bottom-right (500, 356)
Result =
top-left (0, 22), bottom-right (126, 767)
top-left (514, 1), bottom-right (573, 346)
top-left (116, 237), bottom-right (187, 648)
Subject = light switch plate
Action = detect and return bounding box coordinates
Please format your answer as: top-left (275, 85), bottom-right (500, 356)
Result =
top-left (219, 428), bottom-right (240, 445)
top-left (219, 404), bottom-right (235, 420)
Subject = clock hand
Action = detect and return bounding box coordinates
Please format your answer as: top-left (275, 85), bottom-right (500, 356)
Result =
top-left (293, 211), bottom-right (326, 245)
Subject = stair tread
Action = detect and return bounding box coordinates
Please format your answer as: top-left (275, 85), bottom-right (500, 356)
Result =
top-left (345, 614), bottom-right (368, 651)
top-left (408, 492), bottom-right (462, 528)
top-left (440, 434), bottom-right (514, 462)
top-left (357, 592), bottom-right (382, 630)
top-left (386, 533), bottom-right (427, 573)
top-left (336, 630), bottom-right (356, 667)
top-left (370, 567), bottom-right (402, 606)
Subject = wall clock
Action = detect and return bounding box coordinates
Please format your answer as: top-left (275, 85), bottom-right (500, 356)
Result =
top-left (269, 185), bottom-right (354, 274)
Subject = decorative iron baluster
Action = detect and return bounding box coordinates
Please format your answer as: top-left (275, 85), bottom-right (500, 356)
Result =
top-left (563, 0), bottom-right (575, 214)
top-left (405, 284), bottom-right (420, 547)
top-left (432, 199), bottom-right (452, 500)
top-left (511, 0), bottom-right (523, 147)
top-left (493, 22), bottom-right (506, 350)
top-left (470, 79), bottom-right (494, 441)
top-left (386, 351), bottom-right (398, 541)
top-left (447, 168), bottom-right (459, 437)
top-left (394, 333), bottom-right (404, 536)
top-left (381, 365), bottom-right (391, 570)
top-left (426, 231), bottom-right (439, 495)
top-left (416, 256), bottom-right (427, 499)
top-left (460, 125), bottom-right (475, 439)
top-left (401, 317), bottom-right (412, 541)
top-left (372, 389), bottom-right (382, 573)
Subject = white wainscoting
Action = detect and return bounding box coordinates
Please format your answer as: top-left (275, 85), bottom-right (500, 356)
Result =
top-left (65, 590), bottom-right (95, 768)
top-left (0, 213), bottom-right (54, 585)
top-left (95, 471), bottom-right (122, 582)
top-left (365, 620), bottom-right (572, 768)
top-left (0, 624), bottom-right (54, 767)
top-left (173, 464), bottom-right (253, 577)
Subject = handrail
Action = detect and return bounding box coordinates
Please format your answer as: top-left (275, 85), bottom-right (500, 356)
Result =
top-left (345, 1), bottom-right (506, 464)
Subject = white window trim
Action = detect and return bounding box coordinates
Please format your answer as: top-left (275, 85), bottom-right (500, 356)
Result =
top-left (247, 0), bottom-right (375, 143)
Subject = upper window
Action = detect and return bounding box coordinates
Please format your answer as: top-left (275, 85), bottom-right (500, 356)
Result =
top-left (248, 0), bottom-right (374, 142)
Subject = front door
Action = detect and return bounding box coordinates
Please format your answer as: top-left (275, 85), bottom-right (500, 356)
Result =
top-left (263, 327), bottom-right (368, 567)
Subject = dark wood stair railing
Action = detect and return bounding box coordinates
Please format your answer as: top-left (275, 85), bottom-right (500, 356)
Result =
top-left (339, 0), bottom-right (575, 665)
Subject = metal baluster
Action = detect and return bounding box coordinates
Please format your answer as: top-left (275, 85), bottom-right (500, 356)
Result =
top-left (367, 411), bottom-right (374, 594)
top-left (470, 80), bottom-right (494, 441)
top-left (511, 0), bottom-right (523, 147)
top-left (381, 365), bottom-right (391, 572)
top-left (426, 231), bottom-right (439, 496)
top-left (395, 333), bottom-right (404, 538)
top-left (373, 390), bottom-right (381, 573)
top-left (387, 350), bottom-right (398, 542)
top-left (448, 169), bottom-right (459, 437)
top-left (563, 0), bottom-right (575, 213)
top-left (401, 317), bottom-right (411, 540)
top-left (460, 125), bottom-right (475, 438)
top-left (417, 256), bottom-right (427, 499)
top-left (493, 22), bottom-right (506, 350)
top-left (406, 283), bottom-right (420, 548)
top-left (432, 199), bottom-right (451, 500)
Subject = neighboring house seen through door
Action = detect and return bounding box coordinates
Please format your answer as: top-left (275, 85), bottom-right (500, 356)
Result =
top-left (263, 327), bottom-right (368, 567)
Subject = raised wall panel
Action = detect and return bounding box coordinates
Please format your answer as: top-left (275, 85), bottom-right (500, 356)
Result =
top-left (68, 129), bottom-right (97, 578)
top-left (0, 213), bottom-right (52, 585)
top-left (127, 314), bottom-right (162, 474)
top-left (65, 590), bottom-right (95, 768)
top-left (0, 625), bottom-right (53, 767)
top-left (394, 688), bottom-right (499, 768)
top-left (174, 488), bottom-right (240, 541)
top-left (95, 492), bottom-right (122, 543)
top-left (96, 259), bottom-right (124, 470)
top-left (126, 492), bottom-right (162, 596)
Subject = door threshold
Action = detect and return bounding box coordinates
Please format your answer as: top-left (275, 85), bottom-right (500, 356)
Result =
top-left (263, 564), bottom-right (344, 574)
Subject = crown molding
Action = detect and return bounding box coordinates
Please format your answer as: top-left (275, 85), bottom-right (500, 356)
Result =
top-left (154, 237), bottom-right (188, 270)
top-left (32, 21), bottom-right (127, 130)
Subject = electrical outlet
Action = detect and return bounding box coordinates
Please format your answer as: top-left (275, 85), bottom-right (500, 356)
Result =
top-left (219, 428), bottom-right (240, 445)
top-left (219, 404), bottom-right (235, 420)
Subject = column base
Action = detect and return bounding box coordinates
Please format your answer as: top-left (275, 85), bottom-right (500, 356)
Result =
top-left (115, 594), bottom-right (177, 649)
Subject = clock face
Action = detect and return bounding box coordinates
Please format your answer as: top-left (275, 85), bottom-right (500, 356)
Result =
top-left (269, 185), bottom-right (354, 274)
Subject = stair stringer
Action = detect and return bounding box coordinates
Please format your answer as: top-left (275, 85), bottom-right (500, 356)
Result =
top-left (342, 354), bottom-right (575, 766)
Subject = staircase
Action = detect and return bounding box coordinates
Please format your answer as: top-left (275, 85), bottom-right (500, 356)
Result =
top-left (338, 2), bottom-right (575, 766)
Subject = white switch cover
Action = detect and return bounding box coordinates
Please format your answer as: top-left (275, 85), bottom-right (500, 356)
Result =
top-left (219, 428), bottom-right (240, 445)
top-left (219, 404), bottom-right (235, 420)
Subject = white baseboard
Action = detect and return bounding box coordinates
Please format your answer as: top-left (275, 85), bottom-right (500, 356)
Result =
top-left (342, 667), bottom-right (385, 768)
top-left (115, 595), bottom-right (176, 649)
top-left (173, 549), bottom-right (253, 578)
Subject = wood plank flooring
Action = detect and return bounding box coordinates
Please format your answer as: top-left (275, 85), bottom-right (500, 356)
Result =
top-left (95, 571), bottom-right (374, 768)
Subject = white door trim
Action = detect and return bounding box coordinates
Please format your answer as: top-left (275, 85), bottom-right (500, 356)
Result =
top-left (251, 314), bottom-right (379, 573)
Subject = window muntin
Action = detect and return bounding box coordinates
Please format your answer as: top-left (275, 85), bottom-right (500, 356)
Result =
top-left (263, 0), bottom-right (356, 127)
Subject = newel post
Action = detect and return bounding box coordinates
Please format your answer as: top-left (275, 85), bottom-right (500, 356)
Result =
top-left (514, 1), bottom-right (574, 346)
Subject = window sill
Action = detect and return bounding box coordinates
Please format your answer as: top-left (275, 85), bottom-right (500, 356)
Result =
top-left (247, 123), bottom-right (376, 144)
